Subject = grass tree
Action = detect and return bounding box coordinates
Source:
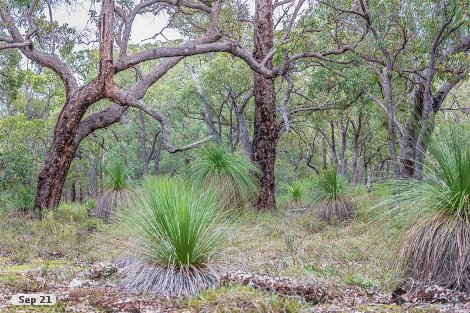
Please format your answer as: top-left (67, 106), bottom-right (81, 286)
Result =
top-left (95, 159), bottom-right (132, 222)
top-left (189, 145), bottom-right (259, 208)
top-left (279, 180), bottom-right (309, 209)
top-left (383, 128), bottom-right (470, 290)
top-left (313, 168), bottom-right (355, 224)
top-left (118, 177), bottom-right (228, 296)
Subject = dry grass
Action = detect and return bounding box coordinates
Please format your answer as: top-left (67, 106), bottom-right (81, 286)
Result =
top-left (219, 210), bottom-right (395, 291)
top-left (0, 204), bottom-right (100, 263)
top-left (188, 284), bottom-right (307, 313)
top-left (399, 213), bottom-right (470, 290)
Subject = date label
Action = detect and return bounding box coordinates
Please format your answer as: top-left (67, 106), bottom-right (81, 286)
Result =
top-left (11, 294), bottom-right (56, 306)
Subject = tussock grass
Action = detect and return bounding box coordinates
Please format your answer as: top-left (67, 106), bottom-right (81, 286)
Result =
top-left (117, 177), bottom-right (229, 296)
top-left (189, 145), bottom-right (259, 208)
top-left (378, 127), bottom-right (470, 290)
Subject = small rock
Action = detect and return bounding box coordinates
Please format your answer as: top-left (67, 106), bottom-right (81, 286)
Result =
top-left (85, 262), bottom-right (118, 279)
top-left (69, 278), bottom-right (90, 288)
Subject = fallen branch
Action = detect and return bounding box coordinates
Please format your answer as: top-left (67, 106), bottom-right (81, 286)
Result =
top-left (220, 271), bottom-right (330, 303)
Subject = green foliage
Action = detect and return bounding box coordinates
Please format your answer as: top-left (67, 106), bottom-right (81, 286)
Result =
top-left (314, 168), bottom-right (347, 201)
top-left (189, 145), bottom-right (259, 207)
top-left (123, 177), bottom-right (225, 267)
top-left (117, 177), bottom-right (228, 295)
top-left (104, 159), bottom-right (127, 191)
top-left (16, 185), bottom-right (36, 210)
top-left (382, 127), bottom-right (470, 228)
top-left (278, 179), bottom-right (310, 208)
top-left (378, 127), bottom-right (470, 290)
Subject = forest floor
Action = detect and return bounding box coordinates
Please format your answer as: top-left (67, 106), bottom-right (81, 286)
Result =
top-left (1, 206), bottom-right (470, 312)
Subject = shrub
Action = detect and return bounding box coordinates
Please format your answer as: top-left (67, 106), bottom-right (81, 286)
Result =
top-left (95, 159), bottom-right (132, 222)
top-left (0, 204), bottom-right (99, 262)
top-left (117, 177), bottom-right (228, 296)
top-left (189, 145), bottom-right (259, 208)
top-left (313, 168), bottom-right (355, 224)
top-left (382, 127), bottom-right (470, 290)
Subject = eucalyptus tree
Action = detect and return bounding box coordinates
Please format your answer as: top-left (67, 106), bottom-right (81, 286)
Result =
top-left (330, 0), bottom-right (470, 178)
top-left (0, 0), bottom-right (226, 211)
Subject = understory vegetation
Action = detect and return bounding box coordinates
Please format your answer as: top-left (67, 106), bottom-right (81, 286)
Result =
top-left (0, 0), bottom-right (469, 311)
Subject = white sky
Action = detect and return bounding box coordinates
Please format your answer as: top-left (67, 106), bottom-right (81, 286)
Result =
top-left (53, 1), bottom-right (183, 44)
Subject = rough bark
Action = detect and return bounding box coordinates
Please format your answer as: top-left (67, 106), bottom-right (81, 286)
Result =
top-left (33, 0), bottom-right (115, 211)
top-left (34, 91), bottom-right (103, 210)
top-left (251, 0), bottom-right (277, 210)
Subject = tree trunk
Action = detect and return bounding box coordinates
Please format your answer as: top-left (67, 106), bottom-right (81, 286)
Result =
top-left (322, 132), bottom-right (327, 170)
top-left (339, 120), bottom-right (348, 176)
top-left (234, 103), bottom-right (251, 158)
top-left (400, 84), bottom-right (424, 178)
top-left (34, 96), bottom-right (91, 212)
top-left (154, 136), bottom-right (162, 175)
top-left (351, 112), bottom-right (363, 185)
top-left (251, 0), bottom-right (276, 210)
top-left (70, 180), bottom-right (76, 202)
top-left (138, 110), bottom-right (149, 176)
top-left (329, 121), bottom-right (338, 169)
top-left (380, 68), bottom-right (401, 177)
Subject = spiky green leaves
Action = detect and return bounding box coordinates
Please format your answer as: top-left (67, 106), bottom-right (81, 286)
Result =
top-left (428, 129), bottom-right (470, 218)
top-left (105, 159), bottom-right (127, 191)
top-left (118, 177), bottom-right (228, 295)
top-left (312, 169), bottom-right (355, 223)
top-left (314, 168), bottom-right (347, 201)
top-left (189, 145), bottom-right (259, 207)
top-left (278, 180), bottom-right (309, 208)
top-left (95, 159), bottom-right (131, 222)
top-left (383, 128), bottom-right (470, 229)
top-left (379, 127), bottom-right (470, 290)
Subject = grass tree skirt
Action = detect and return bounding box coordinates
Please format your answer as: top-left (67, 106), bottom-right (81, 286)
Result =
top-left (95, 189), bottom-right (133, 222)
top-left (121, 261), bottom-right (219, 296)
top-left (315, 198), bottom-right (355, 224)
top-left (399, 213), bottom-right (470, 291)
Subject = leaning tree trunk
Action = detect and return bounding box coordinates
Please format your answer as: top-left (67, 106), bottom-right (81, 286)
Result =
top-left (34, 96), bottom-right (90, 211)
top-left (251, 0), bottom-right (276, 210)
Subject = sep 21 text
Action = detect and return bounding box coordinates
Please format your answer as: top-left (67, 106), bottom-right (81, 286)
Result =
top-left (11, 294), bottom-right (57, 306)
